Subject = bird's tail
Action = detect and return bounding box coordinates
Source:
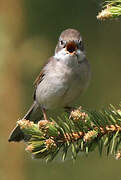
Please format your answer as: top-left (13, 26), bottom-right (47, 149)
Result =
top-left (8, 102), bottom-right (38, 142)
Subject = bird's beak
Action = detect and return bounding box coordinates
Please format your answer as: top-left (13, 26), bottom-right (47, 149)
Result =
top-left (66, 41), bottom-right (77, 54)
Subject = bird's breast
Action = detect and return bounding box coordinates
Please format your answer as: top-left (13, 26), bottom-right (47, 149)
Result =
top-left (35, 58), bottom-right (90, 109)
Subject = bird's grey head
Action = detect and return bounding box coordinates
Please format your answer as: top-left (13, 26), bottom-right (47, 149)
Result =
top-left (55, 29), bottom-right (85, 57)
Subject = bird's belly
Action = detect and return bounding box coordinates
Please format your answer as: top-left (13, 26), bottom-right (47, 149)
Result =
top-left (36, 75), bottom-right (68, 109)
top-left (62, 80), bottom-right (85, 106)
top-left (36, 73), bottom-right (87, 109)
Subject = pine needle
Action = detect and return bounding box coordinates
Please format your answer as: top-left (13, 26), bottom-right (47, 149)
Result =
top-left (15, 104), bottom-right (121, 162)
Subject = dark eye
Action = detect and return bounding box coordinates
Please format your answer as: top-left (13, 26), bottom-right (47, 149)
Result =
top-left (60, 40), bottom-right (64, 46)
top-left (78, 40), bottom-right (84, 51)
top-left (79, 40), bottom-right (82, 46)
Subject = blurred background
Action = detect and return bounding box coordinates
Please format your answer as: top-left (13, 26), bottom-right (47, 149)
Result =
top-left (0, 0), bottom-right (121, 180)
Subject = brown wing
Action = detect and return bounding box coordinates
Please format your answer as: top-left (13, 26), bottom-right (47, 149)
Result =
top-left (33, 70), bottom-right (45, 100)
top-left (33, 70), bottom-right (45, 88)
top-left (33, 57), bottom-right (54, 100)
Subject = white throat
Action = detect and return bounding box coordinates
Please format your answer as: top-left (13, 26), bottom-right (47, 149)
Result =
top-left (54, 48), bottom-right (85, 66)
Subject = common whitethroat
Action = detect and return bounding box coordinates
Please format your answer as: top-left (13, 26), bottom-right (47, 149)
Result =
top-left (9, 28), bottom-right (91, 142)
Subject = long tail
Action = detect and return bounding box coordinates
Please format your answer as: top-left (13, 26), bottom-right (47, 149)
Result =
top-left (8, 102), bottom-right (38, 142)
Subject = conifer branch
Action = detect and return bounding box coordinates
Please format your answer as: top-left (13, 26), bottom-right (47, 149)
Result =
top-left (17, 104), bottom-right (121, 162)
top-left (97, 0), bottom-right (121, 20)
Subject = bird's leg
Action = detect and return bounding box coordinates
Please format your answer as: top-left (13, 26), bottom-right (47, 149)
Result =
top-left (42, 108), bottom-right (48, 120)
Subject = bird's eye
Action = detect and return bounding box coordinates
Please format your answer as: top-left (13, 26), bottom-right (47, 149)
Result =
top-left (60, 40), bottom-right (64, 46)
top-left (79, 40), bottom-right (82, 46)
top-left (78, 40), bottom-right (84, 51)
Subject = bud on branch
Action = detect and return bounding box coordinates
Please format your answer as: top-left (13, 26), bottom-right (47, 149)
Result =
top-left (16, 104), bottom-right (121, 162)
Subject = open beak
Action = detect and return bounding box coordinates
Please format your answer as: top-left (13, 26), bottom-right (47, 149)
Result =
top-left (66, 41), bottom-right (77, 54)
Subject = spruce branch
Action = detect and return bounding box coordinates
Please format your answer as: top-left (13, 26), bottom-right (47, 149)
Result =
top-left (97, 0), bottom-right (121, 20)
top-left (17, 104), bottom-right (121, 162)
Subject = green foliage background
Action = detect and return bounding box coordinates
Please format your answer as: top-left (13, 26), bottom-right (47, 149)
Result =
top-left (0, 0), bottom-right (121, 180)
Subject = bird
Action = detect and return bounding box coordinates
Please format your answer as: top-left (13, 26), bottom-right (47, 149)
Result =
top-left (8, 28), bottom-right (91, 142)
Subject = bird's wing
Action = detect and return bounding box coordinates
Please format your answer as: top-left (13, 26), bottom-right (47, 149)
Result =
top-left (33, 69), bottom-right (45, 88)
top-left (33, 57), bottom-right (53, 99)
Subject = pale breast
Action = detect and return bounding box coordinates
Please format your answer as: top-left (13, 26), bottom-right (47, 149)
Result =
top-left (35, 57), bottom-right (91, 109)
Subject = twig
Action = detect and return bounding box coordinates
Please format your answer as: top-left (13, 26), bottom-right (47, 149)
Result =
top-left (16, 104), bottom-right (121, 162)
top-left (97, 1), bottom-right (121, 20)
